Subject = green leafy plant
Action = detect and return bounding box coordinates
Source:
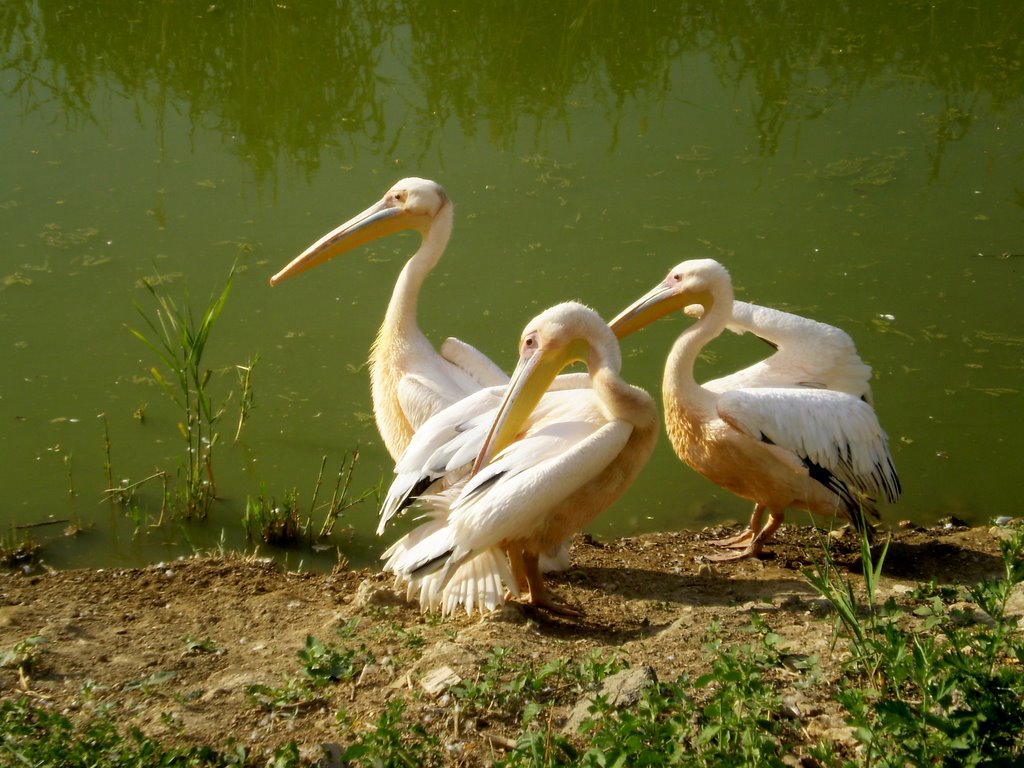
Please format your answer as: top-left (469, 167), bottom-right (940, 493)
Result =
top-left (806, 521), bottom-right (1024, 766)
top-left (0, 696), bottom-right (255, 766)
top-left (181, 636), bottom-right (220, 655)
top-left (297, 634), bottom-right (373, 686)
top-left (563, 618), bottom-right (811, 768)
top-left (1, 636), bottom-right (48, 679)
top-left (340, 699), bottom-right (441, 767)
top-left (247, 633), bottom-right (374, 712)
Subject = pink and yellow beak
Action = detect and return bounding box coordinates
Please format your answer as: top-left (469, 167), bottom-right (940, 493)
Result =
top-left (608, 279), bottom-right (711, 339)
top-left (269, 197), bottom-right (430, 286)
top-left (472, 337), bottom-right (588, 475)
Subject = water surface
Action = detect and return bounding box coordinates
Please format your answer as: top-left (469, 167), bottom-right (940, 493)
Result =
top-left (1, 2), bottom-right (1022, 569)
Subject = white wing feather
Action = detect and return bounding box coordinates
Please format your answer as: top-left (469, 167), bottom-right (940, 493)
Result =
top-left (440, 337), bottom-right (509, 388)
top-left (443, 419), bottom-right (632, 563)
top-left (379, 385), bottom-right (504, 533)
top-left (379, 387), bottom-right (631, 616)
top-left (717, 387), bottom-right (900, 503)
top-left (707, 301), bottom-right (874, 402)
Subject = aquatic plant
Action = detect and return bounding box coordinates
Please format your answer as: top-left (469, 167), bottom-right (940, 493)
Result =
top-left (129, 264), bottom-right (236, 518)
top-left (233, 354), bottom-right (259, 443)
top-left (242, 487), bottom-right (301, 545)
top-left (0, 527), bottom-right (41, 570)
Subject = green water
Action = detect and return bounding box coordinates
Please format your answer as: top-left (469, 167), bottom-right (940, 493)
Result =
top-left (1, 2), bottom-right (1022, 570)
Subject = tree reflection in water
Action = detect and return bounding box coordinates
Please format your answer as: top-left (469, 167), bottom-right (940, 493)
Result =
top-left (1, 1), bottom-right (1020, 183)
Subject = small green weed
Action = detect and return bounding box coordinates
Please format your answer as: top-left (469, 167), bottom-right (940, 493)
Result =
top-left (1, 635), bottom-right (48, 679)
top-left (297, 634), bottom-right (373, 685)
top-left (0, 527), bottom-right (41, 569)
top-left (233, 354), bottom-right (259, 443)
top-left (317, 448), bottom-right (379, 538)
top-left (247, 633), bottom-right (374, 712)
top-left (242, 487), bottom-right (302, 545)
top-left (340, 699), bottom-right (441, 767)
top-left (181, 636), bottom-right (220, 655)
top-left (0, 697), bottom-right (256, 767)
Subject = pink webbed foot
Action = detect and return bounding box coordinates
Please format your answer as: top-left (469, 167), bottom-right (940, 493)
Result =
top-left (704, 542), bottom-right (764, 562)
top-left (708, 528), bottom-right (756, 550)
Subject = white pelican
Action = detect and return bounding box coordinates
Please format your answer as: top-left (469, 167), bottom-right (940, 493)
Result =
top-left (380, 302), bottom-right (659, 616)
top-left (269, 177), bottom-right (506, 459)
top-left (609, 259), bottom-right (901, 560)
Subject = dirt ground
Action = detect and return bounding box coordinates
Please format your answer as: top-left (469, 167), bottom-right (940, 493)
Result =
top-left (0, 521), bottom-right (1013, 764)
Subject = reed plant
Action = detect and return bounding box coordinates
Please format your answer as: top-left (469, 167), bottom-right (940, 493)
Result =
top-left (130, 265), bottom-right (236, 518)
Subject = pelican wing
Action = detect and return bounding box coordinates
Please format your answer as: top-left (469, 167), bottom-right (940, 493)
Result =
top-left (381, 409), bottom-right (633, 614)
top-left (708, 302), bottom-right (874, 401)
top-left (440, 337), bottom-right (509, 388)
top-left (445, 418), bottom-right (634, 560)
top-left (395, 357), bottom-right (492, 432)
top-left (717, 387), bottom-right (901, 506)
top-left (379, 385), bottom-right (601, 532)
top-left (379, 385), bottom-right (504, 533)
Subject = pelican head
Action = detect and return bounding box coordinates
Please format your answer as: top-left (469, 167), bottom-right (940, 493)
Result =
top-left (608, 258), bottom-right (731, 337)
top-left (269, 177), bottom-right (450, 286)
top-left (472, 302), bottom-right (614, 474)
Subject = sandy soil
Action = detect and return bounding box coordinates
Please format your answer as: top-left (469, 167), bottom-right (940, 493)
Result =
top-left (0, 522), bottom-right (1012, 764)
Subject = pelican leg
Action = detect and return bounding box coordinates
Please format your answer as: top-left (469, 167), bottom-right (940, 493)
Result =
top-left (521, 551), bottom-right (583, 617)
top-left (505, 547), bottom-right (528, 600)
top-left (709, 504), bottom-right (765, 549)
top-left (706, 507), bottom-right (783, 562)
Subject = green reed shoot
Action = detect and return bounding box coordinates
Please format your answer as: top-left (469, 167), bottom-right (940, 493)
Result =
top-left (129, 264), bottom-right (235, 518)
top-left (319, 448), bottom-right (377, 538)
top-left (233, 353), bottom-right (259, 442)
top-left (100, 413), bottom-right (114, 500)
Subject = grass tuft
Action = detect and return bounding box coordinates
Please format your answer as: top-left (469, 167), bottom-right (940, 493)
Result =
top-left (805, 520), bottom-right (1024, 766)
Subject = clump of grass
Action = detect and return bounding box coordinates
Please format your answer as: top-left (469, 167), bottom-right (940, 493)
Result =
top-left (242, 487), bottom-right (302, 545)
top-left (129, 264), bottom-right (236, 519)
top-left (805, 521), bottom-right (1024, 766)
top-left (0, 527), bottom-right (41, 570)
top-left (241, 452), bottom-right (376, 548)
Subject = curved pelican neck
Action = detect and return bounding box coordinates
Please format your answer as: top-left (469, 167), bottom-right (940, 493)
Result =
top-left (588, 347), bottom-right (658, 429)
top-left (380, 202), bottom-right (453, 341)
top-left (664, 290), bottom-right (732, 411)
